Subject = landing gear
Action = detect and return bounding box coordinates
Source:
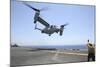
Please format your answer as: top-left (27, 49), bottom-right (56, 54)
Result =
top-left (34, 20), bottom-right (37, 23)
top-left (49, 34), bottom-right (51, 36)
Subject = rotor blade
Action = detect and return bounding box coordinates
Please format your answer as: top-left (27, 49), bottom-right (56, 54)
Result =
top-left (60, 23), bottom-right (69, 28)
top-left (63, 23), bottom-right (69, 26)
top-left (34, 23), bottom-right (37, 29)
top-left (64, 23), bottom-right (69, 26)
top-left (40, 7), bottom-right (48, 11)
top-left (23, 2), bottom-right (40, 12)
top-left (35, 28), bottom-right (42, 31)
top-left (34, 24), bottom-right (42, 31)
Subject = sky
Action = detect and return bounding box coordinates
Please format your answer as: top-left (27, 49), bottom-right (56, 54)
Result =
top-left (11, 0), bottom-right (95, 46)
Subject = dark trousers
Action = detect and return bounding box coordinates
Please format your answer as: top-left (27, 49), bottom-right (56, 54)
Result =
top-left (88, 53), bottom-right (95, 61)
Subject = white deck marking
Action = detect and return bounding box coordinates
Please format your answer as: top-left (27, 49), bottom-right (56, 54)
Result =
top-left (48, 51), bottom-right (88, 56)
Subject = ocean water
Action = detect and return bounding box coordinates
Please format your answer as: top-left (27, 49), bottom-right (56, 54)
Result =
top-left (23, 44), bottom-right (88, 50)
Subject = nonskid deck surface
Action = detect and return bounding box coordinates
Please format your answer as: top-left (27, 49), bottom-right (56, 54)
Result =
top-left (11, 47), bottom-right (88, 66)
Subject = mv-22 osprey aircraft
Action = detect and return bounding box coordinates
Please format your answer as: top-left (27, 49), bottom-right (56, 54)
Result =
top-left (24, 3), bottom-right (68, 36)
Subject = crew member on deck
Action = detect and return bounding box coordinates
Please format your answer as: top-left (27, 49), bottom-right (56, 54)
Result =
top-left (87, 40), bottom-right (95, 61)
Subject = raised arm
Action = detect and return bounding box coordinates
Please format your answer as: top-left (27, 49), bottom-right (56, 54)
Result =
top-left (87, 43), bottom-right (94, 48)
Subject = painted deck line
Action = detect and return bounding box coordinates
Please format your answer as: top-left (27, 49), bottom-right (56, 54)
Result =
top-left (48, 51), bottom-right (88, 56)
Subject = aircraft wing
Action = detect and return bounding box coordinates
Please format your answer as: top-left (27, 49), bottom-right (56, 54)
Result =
top-left (38, 17), bottom-right (50, 27)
